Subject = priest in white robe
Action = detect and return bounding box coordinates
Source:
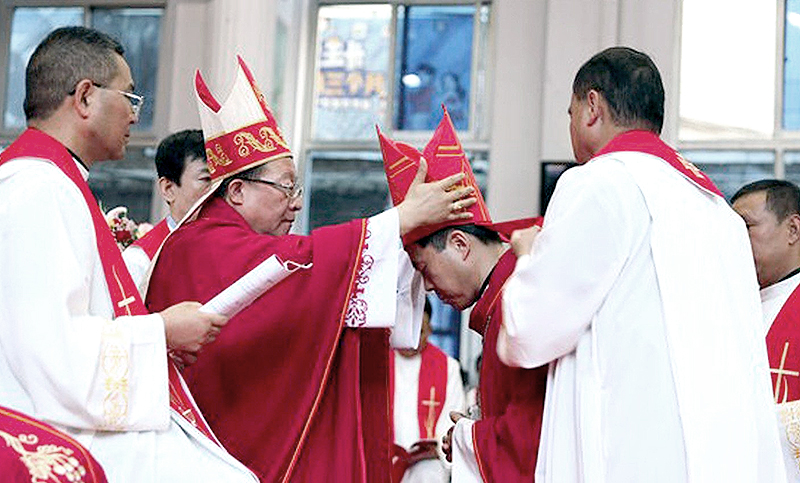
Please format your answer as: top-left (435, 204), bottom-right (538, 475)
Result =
top-left (0, 26), bottom-right (257, 481)
top-left (733, 179), bottom-right (800, 481)
top-left (392, 301), bottom-right (465, 483)
top-left (499, 47), bottom-right (786, 482)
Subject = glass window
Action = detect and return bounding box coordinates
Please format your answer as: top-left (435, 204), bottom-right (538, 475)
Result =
top-left (428, 295), bottom-right (460, 359)
top-left (681, 150), bottom-right (774, 200)
top-left (312, 4), bottom-right (392, 141)
top-left (394, 5), bottom-right (476, 131)
top-left (88, 146), bottom-right (157, 223)
top-left (4, 7), bottom-right (83, 129)
top-left (92, 8), bottom-right (163, 131)
top-left (786, 1), bottom-right (800, 129)
top-left (679, 1), bottom-right (775, 140)
top-left (3, 6), bottom-right (163, 132)
top-left (782, 152), bottom-right (800, 186)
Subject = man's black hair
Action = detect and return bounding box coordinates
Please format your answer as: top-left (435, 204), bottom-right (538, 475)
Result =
top-left (732, 179), bottom-right (800, 222)
top-left (25, 26), bottom-right (125, 121)
top-left (415, 224), bottom-right (502, 251)
top-left (572, 46), bottom-right (664, 134)
top-left (155, 129), bottom-right (206, 185)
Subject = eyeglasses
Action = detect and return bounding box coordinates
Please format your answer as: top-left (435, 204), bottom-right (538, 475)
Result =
top-left (243, 178), bottom-right (303, 199)
top-left (69, 81), bottom-right (145, 117)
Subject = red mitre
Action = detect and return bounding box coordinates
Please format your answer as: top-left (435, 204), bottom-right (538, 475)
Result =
top-left (183, 55), bottom-right (293, 224)
top-left (380, 106), bottom-right (538, 244)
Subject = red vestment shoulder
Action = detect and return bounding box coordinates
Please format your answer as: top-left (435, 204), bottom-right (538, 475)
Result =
top-left (0, 405), bottom-right (107, 483)
top-left (146, 197), bottom-right (392, 482)
top-left (132, 218), bottom-right (170, 259)
top-left (468, 249), bottom-right (547, 482)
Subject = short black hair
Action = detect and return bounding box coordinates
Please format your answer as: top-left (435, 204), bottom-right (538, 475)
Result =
top-left (732, 179), bottom-right (800, 222)
top-left (24, 26), bottom-right (125, 121)
top-left (415, 224), bottom-right (502, 252)
top-left (155, 129), bottom-right (206, 185)
top-left (572, 46), bottom-right (664, 134)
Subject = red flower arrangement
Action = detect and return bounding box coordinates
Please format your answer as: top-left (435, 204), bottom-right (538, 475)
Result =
top-left (104, 206), bottom-right (153, 250)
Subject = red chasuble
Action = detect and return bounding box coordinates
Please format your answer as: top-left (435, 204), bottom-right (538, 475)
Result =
top-left (132, 218), bottom-right (170, 259)
top-left (0, 129), bottom-right (216, 442)
top-left (767, 282), bottom-right (800, 403)
top-left (0, 405), bottom-right (107, 483)
top-left (469, 250), bottom-right (548, 482)
top-left (146, 197), bottom-right (392, 483)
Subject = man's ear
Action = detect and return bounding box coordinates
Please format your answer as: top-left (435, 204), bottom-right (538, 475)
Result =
top-left (226, 179), bottom-right (245, 206)
top-left (448, 229), bottom-right (471, 260)
top-left (586, 89), bottom-right (603, 127)
top-left (71, 79), bottom-right (95, 119)
top-left (158, 177), bottom-right (176, 205)
top-left (787, 213), bottom-right (800, 245)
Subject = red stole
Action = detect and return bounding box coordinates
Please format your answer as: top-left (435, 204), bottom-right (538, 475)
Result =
top-left (417, 344), bottom-right (448, 440)
top-left (767, 280), bottom-right (800, 403)
top-left (0, 129), bottom-right (218, 444)
top-left (594, 130), bottom-right (723, 197)
top-left (0, 405), bottom-right (108, 483)
top-left (133, 218), bottom-right (170, 259)
top-left (146, 197), bottom-right (391, 482)
top-left (468, 249), bottom-right (547, 483)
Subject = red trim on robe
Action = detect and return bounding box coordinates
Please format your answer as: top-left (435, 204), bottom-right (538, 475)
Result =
top-left (146, 197), bottom-right (392, 482)
top-left (594, 130), bottom-right (723, 197)
top-left (0, 405), bottom-right (107, 483)
top-left (0, 128), bottom-right (219, 444)
top-left (132, 218), bottom-right (170, 259)
top-left (767, 281), bottom-right (800, 403)
top-left (468, 249), bottom-right (548, 482)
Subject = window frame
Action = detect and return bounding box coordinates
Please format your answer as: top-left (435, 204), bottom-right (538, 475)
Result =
top-left (0, 0), bottom-right (169, 147)
top-left (675, 0), bottom-right (800, 180)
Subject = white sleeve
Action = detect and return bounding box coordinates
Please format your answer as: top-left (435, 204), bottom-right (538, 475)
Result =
top-left (390, 249), bottom-right (425, 349)
top-left (498, 163), bottom-right (644, 368)
top-left (344, 208), bottom-right (425, 350)
top-left (451, 418), bottom-right (482, 482)
top-left (122, 244), bottom-right (151, 297)
top-left (0, 161), bottom-right (169, 431)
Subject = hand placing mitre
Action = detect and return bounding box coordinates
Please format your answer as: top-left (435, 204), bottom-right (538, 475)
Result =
top-left (397, 157), bottom-right (477, 236)
top-left (441, 410), bottom-right (467, 463)
top-left (160, 301), bottom-right (229, 354)
top-left (510, 225), bottom-right (541, 258)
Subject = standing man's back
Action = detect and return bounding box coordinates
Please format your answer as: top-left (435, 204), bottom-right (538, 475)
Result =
top-left (499, 46), bottom-right (785, 482)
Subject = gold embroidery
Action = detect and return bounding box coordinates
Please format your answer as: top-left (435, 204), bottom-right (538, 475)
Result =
top-left (772, 342), bottom-right (799, 404)
top-left (779, 400), bottom-right (800, 472)
top-left (261, 127), bottom-right (289, 151)
top-left (389, 156), bottom-right (409, 170)
top-left (421, 387), bottom-right (441, 440)
top-left (676, 153), bottom-right (706, 179)
top-left (233, 131), bottom-right (275, 157)
top-left (0, 430), bottom-right (88, 482)
top-left (101, 322), bottom-right (129, 429)
top-left (388, 162), bottom-right (416, 179)
top-left (205, 145), bottom-right (233, 174)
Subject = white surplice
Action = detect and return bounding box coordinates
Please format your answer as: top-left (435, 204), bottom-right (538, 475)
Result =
top-left (499, 151), bottom-right (786, 482)
top-left (761, 271), bottom-right (800, 481)
top-left (0, 157), bottom-right (257, 482)
top-left (393, 350), bottom-right (465, 483)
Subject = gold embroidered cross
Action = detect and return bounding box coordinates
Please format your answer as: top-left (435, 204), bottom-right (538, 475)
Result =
top-left (112, 266), bottom-right (136, 316)
top-left (772, 341), bottom-right (799, 403)
top-left (422, 386), bottom-right (441, 439)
